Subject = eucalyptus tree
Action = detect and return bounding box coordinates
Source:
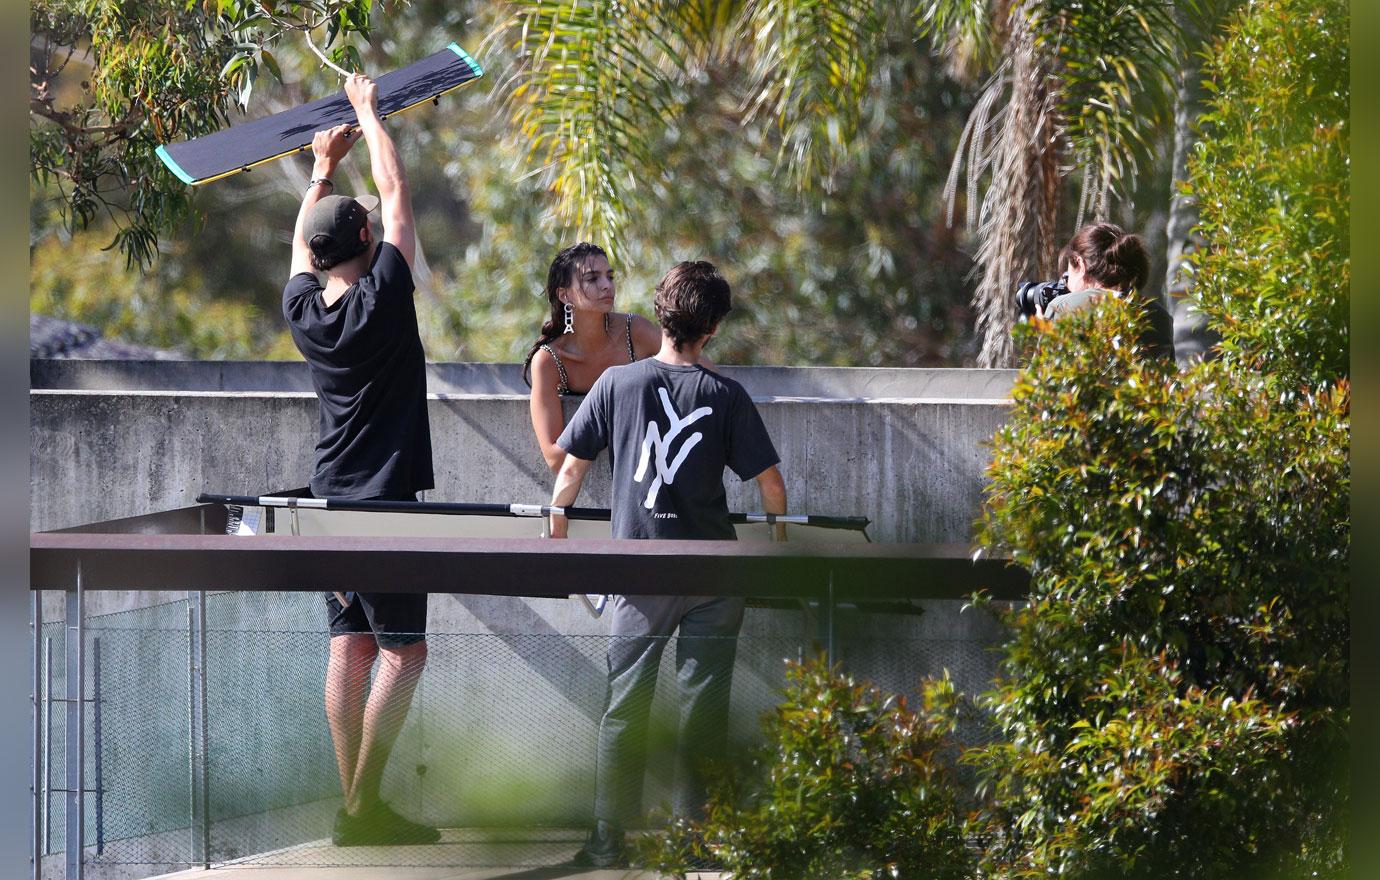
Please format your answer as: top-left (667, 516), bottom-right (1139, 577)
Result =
top-left (30, 0), bottom-right (379, 268)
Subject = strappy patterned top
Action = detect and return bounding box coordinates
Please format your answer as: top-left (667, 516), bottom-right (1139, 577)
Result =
top-left (540, 313), bottom-right (637, 396)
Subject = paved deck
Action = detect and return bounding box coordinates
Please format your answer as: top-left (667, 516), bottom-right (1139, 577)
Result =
top-left (151, 869), bottom-right (714, 880)
top-left (144, 830), bottom-right (723, 880)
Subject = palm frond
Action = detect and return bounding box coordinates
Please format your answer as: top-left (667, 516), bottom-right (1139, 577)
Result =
top-left (915, 0), bottom-right (1011, 81)
top-left (489, 0), bottom-right (685, 251)
top-left (969, 14), bottom-right (1061, 366)
top-left (662, 0), bottom-right (747, 65)
top-left (739, 0), bottom-right (883, 190)
top-left (1029, 0), bottom-right (1182, 215)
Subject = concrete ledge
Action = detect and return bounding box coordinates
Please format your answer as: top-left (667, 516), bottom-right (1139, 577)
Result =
top-left (32, 359), bottom-right (1016, 400)
top-left (32, 389), bottom-right (1008, 542)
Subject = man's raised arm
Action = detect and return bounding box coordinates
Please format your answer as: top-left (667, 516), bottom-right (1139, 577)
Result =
top-left (343, 73), bottom-right (415, 268)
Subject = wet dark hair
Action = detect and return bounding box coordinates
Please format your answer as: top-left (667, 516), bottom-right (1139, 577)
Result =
top-left (309, 234), bottom-right (370, 272)
top-left (1058, 222), bottom-right (1150, 293)
top-left (522, 242), bottom-right (609, 387)
top-left (653, 261), bottom-right (732, 352)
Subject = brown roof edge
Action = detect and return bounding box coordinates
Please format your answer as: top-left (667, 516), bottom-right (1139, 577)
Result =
top-left (29, 533), bottom-right (1028, 601)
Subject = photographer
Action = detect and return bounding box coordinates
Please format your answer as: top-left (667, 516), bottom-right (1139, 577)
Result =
top-left (1033, 223), bottom-right (1175, 361)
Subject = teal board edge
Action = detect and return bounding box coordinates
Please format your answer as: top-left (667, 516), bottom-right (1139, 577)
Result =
top-left (446, 42), bottom-right (485, 77)
top-left (155, 144), bottom-right (197, 185)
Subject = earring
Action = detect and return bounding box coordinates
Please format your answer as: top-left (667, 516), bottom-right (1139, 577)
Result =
top-left (563, 303), bottom-right (574, 334)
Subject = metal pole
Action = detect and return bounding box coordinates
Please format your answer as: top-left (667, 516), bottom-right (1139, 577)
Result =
top-left (825, 569), bottom-right (835, 665)
top-left (31, 591), bottom-right (43, 880)
top-left (43, 637), bottom-right (53, 857)
top-left (196, 591), bottom-right (210, 868)
top-left (186, 607), bottom-right (198, 866)
top-left (92, 637), bottom-right (103, 856)
top-left (65, 561), bottom-right (84, 880)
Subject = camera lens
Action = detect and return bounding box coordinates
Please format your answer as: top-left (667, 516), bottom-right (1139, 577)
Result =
top-left (1014, 281), bottom-right (1040, 318)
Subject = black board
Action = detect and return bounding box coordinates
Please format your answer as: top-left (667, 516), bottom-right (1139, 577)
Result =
top-left (157, 43), bottom-right (483, 186)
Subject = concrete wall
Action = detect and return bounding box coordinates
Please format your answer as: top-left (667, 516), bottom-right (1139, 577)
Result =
top-left (31, 359), bottom-right (1017, 400)
top-left (31, 361), bottom-right (1015, 540)
top-left (30, 360), bottom-right (1018, 871)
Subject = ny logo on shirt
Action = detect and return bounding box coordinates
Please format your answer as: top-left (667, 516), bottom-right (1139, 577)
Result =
top-left (633, 387), bottom-right (712, 509)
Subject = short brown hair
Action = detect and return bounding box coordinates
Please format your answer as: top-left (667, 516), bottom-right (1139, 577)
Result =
top-left (653, 261), bottom-right (732, 351)
top-left (1059, 222), bottom-right (1150, 293)
top-left (309, 235), bottom-right (370, 272)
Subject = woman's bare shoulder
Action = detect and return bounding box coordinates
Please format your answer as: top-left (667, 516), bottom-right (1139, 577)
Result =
top-left (628, 313), bottom-right (661, 355)
top-left (529, 346), bottom-right (562, 386)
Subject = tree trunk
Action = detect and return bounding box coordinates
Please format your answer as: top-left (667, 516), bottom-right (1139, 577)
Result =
top-left (1163, 5), bottom-right (1218, 363)
top-left (972, 17), bottom-right (1060, 367)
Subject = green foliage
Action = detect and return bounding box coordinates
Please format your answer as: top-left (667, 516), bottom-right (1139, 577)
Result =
top-left (29, 0), bottom-right (379, 268)
top-left (491, 0), bottom-right (681, 249)
top-left (912, 0), bottom-right (1001, 80)
top-left (739, 0), bottom-right (884, 191)
top-left (975, 298), bottom-right (1348, 877)
top-left (974, 2), bottom-right (1350, 868)
top-left (33, 0), bottom-right (980, 367)
top-left (639, 658), bottom-right (973, 880)
top-left (1188, 0), bottom-right (1349, 386)
top-left (493, 0), bottom-right (890, 251)
top-left (30, 226), bottom-right (299, 359)
top-left (1028, 0), bottom-right (1180, 207)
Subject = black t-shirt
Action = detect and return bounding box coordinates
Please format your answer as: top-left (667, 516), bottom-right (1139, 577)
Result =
top-left (282, 242), bottom-right (434, 500)
top-left (557, 359), bottom-right (780, 540)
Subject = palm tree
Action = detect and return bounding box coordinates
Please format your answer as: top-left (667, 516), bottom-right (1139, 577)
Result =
top-left (490, 0), bottom-right (1208, 365)
top-left (486, 0), bottom-right (883, 246)
top-left (921, 0), bottom-right (1200, 364)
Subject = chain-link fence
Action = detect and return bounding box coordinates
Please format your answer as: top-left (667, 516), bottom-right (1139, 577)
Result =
top-left (36, 592), bottom-right (1008, 876)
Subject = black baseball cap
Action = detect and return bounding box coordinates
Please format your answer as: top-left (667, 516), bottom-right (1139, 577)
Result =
top-left (304, 194), bottom-right (380, 262)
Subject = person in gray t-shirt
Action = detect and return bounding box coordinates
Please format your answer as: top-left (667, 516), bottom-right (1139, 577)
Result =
top-left (548, 261), bottom-right (788, 868)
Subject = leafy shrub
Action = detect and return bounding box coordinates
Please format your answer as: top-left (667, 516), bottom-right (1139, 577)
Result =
top-left (971, 0), bottom-right (1349, 871)
top-left (639, 658), bottom-right (973, 880)
top-left (1189, 0), bottom-right (1349, 386)
top-left (975, 298), bottom-right (1348, 878)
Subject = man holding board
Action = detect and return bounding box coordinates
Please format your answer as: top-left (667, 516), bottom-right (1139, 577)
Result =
top-left (283, 73), bottom-right (438, 847)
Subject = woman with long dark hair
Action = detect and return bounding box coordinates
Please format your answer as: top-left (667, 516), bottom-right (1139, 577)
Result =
top-left (524, 243), bottom-right (661, 472)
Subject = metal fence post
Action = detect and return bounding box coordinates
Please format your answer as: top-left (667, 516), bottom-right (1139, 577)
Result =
top-left (196, 591), bottom-right (210, 868)
top-left (186, 607), bottom-right (199, 866)
top-left (44, 636), bottom-right (53, 858)
top-left (65, 561), bottom-right (84, 880)
top-left (188, 593), bottom-right (211, 868)
top-left (31, 591), bottom-right (43, 880)
top-left (92, 637), bottom-right (103, 856)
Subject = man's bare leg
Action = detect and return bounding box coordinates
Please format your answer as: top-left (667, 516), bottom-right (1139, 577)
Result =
top-left (346, 639), bottom-right (428, 813)
top-left (325, 634), bottom-right (378, 801)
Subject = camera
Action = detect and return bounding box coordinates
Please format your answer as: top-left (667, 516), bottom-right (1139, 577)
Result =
top-left (1014, 276), bottom-right (1070, 318)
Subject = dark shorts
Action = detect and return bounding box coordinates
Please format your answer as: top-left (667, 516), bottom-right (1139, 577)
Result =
top-left (303, 487), bottom-right (429, 649)
top-left (325, 590), bottom-right (428, 649)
